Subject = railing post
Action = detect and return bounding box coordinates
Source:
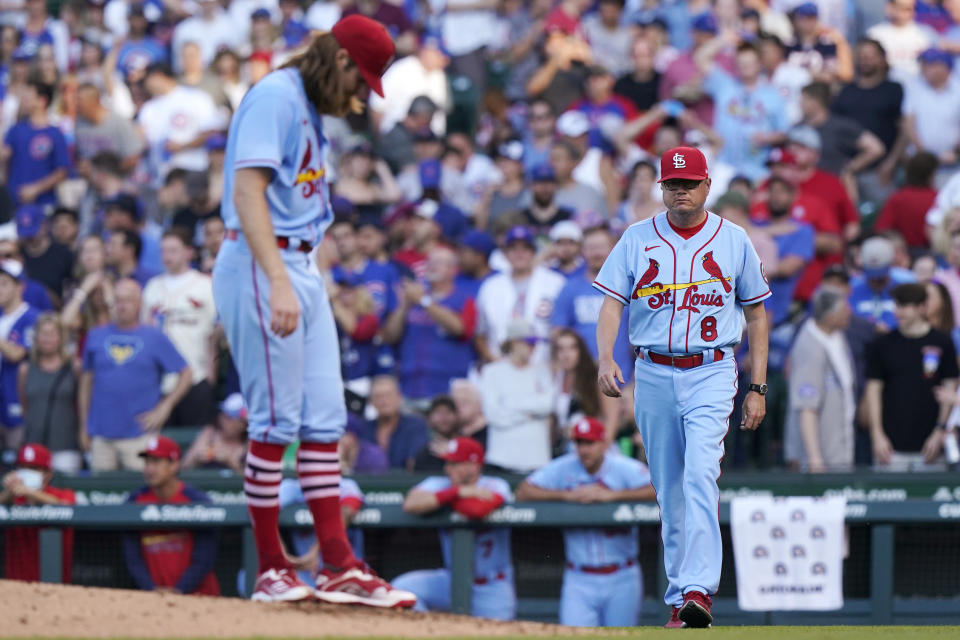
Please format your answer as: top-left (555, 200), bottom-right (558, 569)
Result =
top-left (871, 524), bottom-right (894, 625)
top-left (39, 528), bottom-right (63, 583)
top-left (242, 526), bottom-right (258, 598)
top-left (450, 527), bottom-right (475, 615)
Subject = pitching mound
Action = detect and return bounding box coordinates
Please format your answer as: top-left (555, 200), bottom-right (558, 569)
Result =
top-left (1, 580), bottom-right (597, 638)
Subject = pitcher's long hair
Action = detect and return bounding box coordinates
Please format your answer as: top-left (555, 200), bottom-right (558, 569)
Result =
top-left (282, 32), bottom-right (363, 117)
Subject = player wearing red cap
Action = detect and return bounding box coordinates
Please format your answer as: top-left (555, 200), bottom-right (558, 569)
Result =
top-left (594, 146), bottom-right (770, 627)
top-left (395, 437), bottom-right (517, 619)
top-left (0, 443), bottom-right (75, 582)
top-left (123, 436), bottom-right (220, 595)
top-left (516, 418), bottom-right (655, 627)
top-left (213, 15), bottom-right (414, 605)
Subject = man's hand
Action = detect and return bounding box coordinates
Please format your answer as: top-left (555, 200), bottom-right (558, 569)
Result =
top-left (568, 484), bottom-right (615, 503)
top-left (2, 471), bottom-right (23, 493)
top-left (807, 459), bottom-right (827, 474)
top-left (922, 428), bottom-right (945, 463)
top-left (457, 485), bottom-right (494, 500)
top-left (137, 403), bottom-right (172, 432)
top-left (269, 277), bottom-right (300, 337)
top-left (740, 391), bottom-right (765, 431)
top-left (872, 431), bottom-right (894, 466)
top-left (79, 428), bottom-right (91, 452)
top-left (598, 358), bottom-right (624, 398)
top-left (401, 279), bottom-right (426, 306)
top-left (18, 183), bottom-right (38, 204)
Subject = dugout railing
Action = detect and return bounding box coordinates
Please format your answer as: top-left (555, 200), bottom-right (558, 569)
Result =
top-left (2, 497), bottom-right (960, 625)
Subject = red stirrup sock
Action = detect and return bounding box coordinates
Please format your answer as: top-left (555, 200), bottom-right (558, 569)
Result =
top-left (245, 440), bottom-right (288, 573)
top-left (298, 441), bottom-right (357, 570)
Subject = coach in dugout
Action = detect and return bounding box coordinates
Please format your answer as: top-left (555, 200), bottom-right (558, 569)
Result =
top-left (123, 436), bottom-right (220, 595)
top-left (515, 417), bottom-right (655, 627)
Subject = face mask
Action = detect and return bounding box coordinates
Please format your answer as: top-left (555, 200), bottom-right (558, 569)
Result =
top-left (16, 468), bottom-right (44, 491)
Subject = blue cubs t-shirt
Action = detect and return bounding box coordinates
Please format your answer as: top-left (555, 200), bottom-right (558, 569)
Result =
top-left (82, 324), bottom-right (187, 439)
top-left (551, 273), bottom-right (634, 379)
top-left (755, 221), bottom-right (815, 326)
top-left (0, 303), bottom-right (39, 426)
top-left (4, 122), bottom-right (70, 207)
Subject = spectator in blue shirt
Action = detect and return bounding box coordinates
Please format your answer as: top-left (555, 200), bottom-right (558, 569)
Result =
top-left (106, 229), bottom-right (159, 289)
top-left (356, 375), bottom-right (429, 470)
top-left (116, 5), bottom-right (168, 82)
top-left (1, 77), bottom-right (70, 207)
top-left (849, 236), bottom-right (901, 330)
top-left (382, 246), bottom-right (477, 405)
top-left (0, 260), bottom-right (39, 452)
top-left (101, 194), bottom-right (164, 276)
top-left (550, 225), bottom-right (633, 379)
top-left (753, 177), bottom-right (816, 326)
top-left (697, 40), bottom-right (788, 181)
top-left (80, 279), bottom-right (192, 471)
top-left (455, 230), bottom-right (496, 298)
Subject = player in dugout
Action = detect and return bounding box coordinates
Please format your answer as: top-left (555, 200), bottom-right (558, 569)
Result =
top-left (393, 437), bottom-right (516, 619)
top-left (1, 443), bottom-right (75, 582)
top-left (516, 417), bottom-right (655, 627)
top-left (123, 436), bottom-right (220, 595)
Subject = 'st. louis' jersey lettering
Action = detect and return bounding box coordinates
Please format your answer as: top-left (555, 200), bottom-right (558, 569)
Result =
top-left (593, 212), bottom-right (770, 353)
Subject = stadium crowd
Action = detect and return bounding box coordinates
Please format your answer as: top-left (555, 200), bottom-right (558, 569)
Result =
top-left (0, 0), bottom-right (960, 491)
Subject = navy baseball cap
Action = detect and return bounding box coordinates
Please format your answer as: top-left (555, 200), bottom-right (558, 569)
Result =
top-left (355, 209), bottom-right (385, 230)
top-left (251, 7), bottom-right (271, 20)
top-left (691, 13), bottom-right (718, 34)
top-left (504, 225), bottom-right (536, 248)
top-left (103, 193), bottom-right (141, 220)
top-left (919, 48), bottom-right (954, 69)
top-left (205, 133), bottom-right (227, 151)
top-left (792, 2), bottom-right (819, 17)
top-left (333, 270), bottom-right (364, 287)
top-left (461, 229), bottom-right (495, 258)
top-left (530, 163), bottom-right (556, 182)
top-left (15, 205), bottom-right (45, 239)
top-left (419, 159), bottom-right (442, 190)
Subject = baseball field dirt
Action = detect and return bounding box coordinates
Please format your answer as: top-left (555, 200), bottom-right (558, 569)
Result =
top-left (4, 581), bottom-right (960, 639)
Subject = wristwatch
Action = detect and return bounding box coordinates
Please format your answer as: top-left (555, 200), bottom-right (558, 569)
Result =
top-left (749, 383), bottom-right (768, 396)
top-left (419, 295), bottom-right (433, 308)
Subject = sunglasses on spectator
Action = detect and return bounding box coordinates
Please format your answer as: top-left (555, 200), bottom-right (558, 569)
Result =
top-left (661, 179), bottom-right (705, 192)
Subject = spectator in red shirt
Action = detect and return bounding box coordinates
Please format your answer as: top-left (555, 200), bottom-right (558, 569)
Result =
top-left (874, 152), bottom-right (939, 252)
top-left (123, 436), bottom-right (220, 595)
top-left (1, 443), bottom-right (75, 582)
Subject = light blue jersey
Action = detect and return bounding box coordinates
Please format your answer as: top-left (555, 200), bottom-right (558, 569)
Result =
top-left (527, 453), bottom-right (650, 567)
top-left (593, 212), bottom-right (771, 355)
top-left (221, 68), bottom-right (333, 245)
top-left (391, 475), bottom-right (516, 620)
top-left (527, 452), bottom-right (651, 627)
top-left (414, 475), bottom-right (513, 578)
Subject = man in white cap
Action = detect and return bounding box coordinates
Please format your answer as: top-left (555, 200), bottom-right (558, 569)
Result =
top-left (546, 220), bottom-right (585, 278)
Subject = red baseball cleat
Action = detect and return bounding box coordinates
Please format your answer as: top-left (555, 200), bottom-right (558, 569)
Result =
top-left (678, 590), bottom-right (713, 628)
top-left (251, 568), bottom-right (314, 602)
top-left (664, 606), bottom-right (684, 628)
top-left (314, 562), bottom-right (417, 608)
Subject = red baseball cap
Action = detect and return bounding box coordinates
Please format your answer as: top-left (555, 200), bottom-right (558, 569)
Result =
top-left (138, 436), bottom-right (181, 461)
top-left (571, 417), bottom-right (606, 443)
top-left (17, 443), bottom-right (52, 470)
top-left (440, 437), bottom-right (485, 464)
top-left (331, 15), bottom-right (395, 98)
top-left (658, 146), bottom-right (709, 183)
top-left (766, 146), bottom-right (798, 167)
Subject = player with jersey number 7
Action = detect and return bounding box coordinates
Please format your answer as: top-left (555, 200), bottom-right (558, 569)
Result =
top-left (212, 16), bottom-right (415, 607)
top-left (593, 146), bottom-right (771, 628)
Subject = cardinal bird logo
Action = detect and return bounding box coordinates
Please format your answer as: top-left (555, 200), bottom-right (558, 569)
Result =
top-left (632, 259), bottom-right (661, 299)
top-left (702, 252), bottom-right (732, 293)
top-left (295, 140), bottom-right (324, 185)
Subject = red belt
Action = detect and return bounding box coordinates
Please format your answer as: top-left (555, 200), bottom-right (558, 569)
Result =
top-left (566, 558), bottom-right (636, 575)
top-left (635, 348), bottom-right (724, 369)
top-left (225, 229), bottom-right (313, 253)
top-left (474, 571), bottom-right (506, 585)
